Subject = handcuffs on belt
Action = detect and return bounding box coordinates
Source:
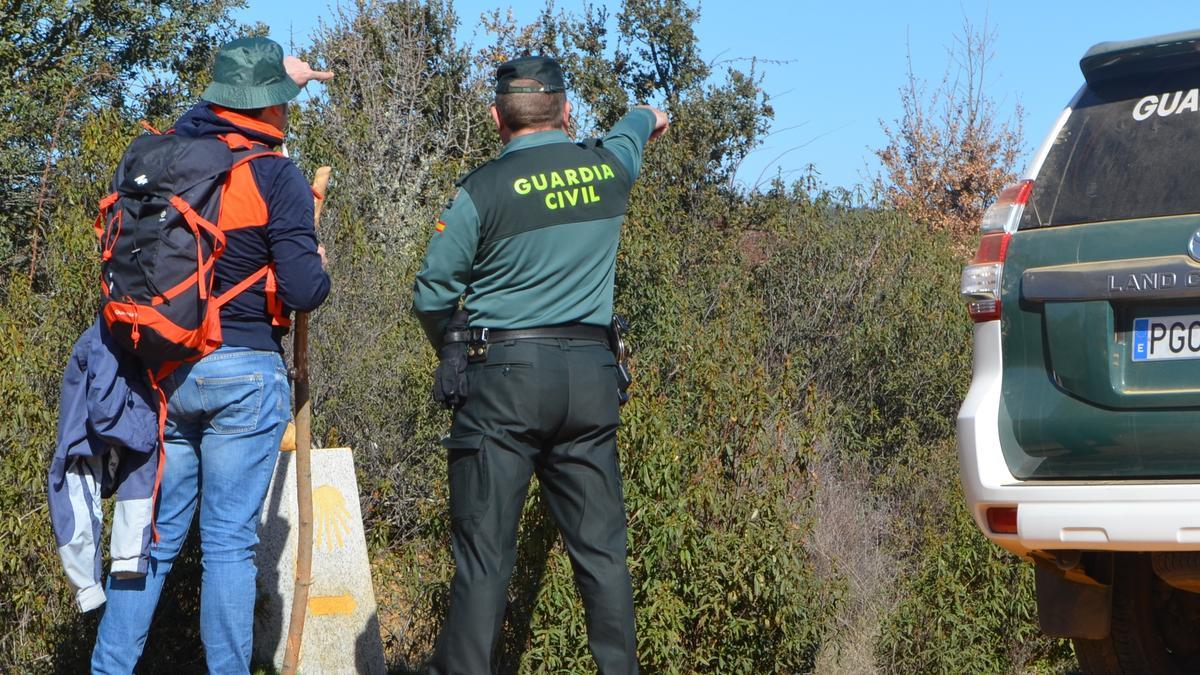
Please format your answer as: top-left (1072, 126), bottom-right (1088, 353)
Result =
top-left (608, 315), bottom-right (633, 405)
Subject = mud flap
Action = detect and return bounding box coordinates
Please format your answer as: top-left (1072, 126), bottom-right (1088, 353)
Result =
top-left (1035, 558), bottom-right (1112, 639)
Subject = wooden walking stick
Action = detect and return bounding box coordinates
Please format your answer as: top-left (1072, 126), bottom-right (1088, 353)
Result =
top-left (281, 165), bottom-right (331, 675)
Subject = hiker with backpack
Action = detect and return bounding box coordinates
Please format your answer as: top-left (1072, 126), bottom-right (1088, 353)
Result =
top-left (77, 37), bottom-right (333, 674)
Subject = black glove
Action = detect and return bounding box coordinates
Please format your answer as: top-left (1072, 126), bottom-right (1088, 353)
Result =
top-left (433, 310), bottom-right (470, 409)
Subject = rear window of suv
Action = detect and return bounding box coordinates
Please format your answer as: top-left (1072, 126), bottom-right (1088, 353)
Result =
top-left (1021, 69), bottom-right (1200, 229)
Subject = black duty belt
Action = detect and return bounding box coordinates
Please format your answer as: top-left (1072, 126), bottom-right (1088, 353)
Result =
top-left (485, 324), bottom-right (609, 343)
top-left (440, 316), bottom-right (633, 404)
top-left (445, 323), bottom-right (609, 346)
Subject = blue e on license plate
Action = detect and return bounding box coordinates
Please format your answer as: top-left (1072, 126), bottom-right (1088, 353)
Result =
top-left (1132, 315), bottom-right (1200, 361)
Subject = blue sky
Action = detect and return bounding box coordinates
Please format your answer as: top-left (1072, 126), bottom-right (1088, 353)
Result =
top-left (238, 1), bottom-right (1200, 191)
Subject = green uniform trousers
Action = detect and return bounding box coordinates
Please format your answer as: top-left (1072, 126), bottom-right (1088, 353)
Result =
top-left (429, 337), bottom-right (638, 675)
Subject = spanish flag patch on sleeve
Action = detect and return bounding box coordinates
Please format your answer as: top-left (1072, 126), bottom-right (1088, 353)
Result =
top-left (435, 220), bottom-right (446, 233)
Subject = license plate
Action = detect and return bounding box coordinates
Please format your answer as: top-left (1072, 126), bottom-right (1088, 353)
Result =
top-left (1132, 314), bottom-right (1200, 361)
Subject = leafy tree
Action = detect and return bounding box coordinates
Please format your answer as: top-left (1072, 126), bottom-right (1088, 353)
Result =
top-left (0, 0), bottom-right (253, 285)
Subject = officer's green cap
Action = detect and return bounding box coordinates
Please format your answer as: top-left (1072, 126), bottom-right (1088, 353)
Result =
top-left (495, 56), bottom-right (567, 94)
top-left (201, 37), bottom-right (302, 110)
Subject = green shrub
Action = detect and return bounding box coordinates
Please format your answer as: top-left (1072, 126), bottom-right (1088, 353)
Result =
top-left (758, 197), bottom-right (1074, 672)
top-left (0, 2), bottom-right (1074, 673)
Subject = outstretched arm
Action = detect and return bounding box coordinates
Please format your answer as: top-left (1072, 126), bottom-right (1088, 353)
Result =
top-left (601, 105), bottom-right (669, 180)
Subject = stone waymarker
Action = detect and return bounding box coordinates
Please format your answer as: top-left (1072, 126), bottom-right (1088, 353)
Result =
top-left (254, 445), bottom-right (386, 674)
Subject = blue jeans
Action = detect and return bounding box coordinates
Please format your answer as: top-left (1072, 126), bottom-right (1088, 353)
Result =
top-left (92, 347), bottom-right (291, 675)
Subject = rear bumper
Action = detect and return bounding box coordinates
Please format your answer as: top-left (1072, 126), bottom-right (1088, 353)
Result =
top-left (959, 320), bottom-right (1200, 556)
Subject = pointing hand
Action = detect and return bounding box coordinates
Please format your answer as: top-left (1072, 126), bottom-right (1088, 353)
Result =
top-left (635, 105), bottom-right (670, 141)
top-left (284, 56), bottom-right (334, 88)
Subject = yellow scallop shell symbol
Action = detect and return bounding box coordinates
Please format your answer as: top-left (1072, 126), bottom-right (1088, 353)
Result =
top-left (313, 484), bottom-right (352, 552)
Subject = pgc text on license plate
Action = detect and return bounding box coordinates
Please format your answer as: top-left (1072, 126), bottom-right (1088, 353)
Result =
top-left (1132, 314), bottom-right (1200, 361)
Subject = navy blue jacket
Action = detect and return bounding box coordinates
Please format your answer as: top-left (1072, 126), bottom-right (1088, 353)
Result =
top-left (172, 103), bottom-right (330, 352)
top-left (49, 319), bottom-right (159, 611)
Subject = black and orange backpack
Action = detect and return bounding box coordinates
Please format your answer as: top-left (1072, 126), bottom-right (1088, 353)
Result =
top-left (93, 125), bottom-right (292, 534)
top-left (96, 128), bottom-right (288, 370)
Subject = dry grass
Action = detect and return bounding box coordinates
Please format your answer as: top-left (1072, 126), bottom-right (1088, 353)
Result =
top-left (807, 438), bottom-right (900, 675)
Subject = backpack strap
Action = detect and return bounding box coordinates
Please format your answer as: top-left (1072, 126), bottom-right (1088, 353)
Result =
top-left (219, 133), bottom-right (286, 165)
top-left (213, 138), bottom-right (290, 325)
top-left (232, 150), bottom-right (285, 169)
top-left (139, 194), bottom-right (225, 307)
top-left (94, 192), bottom-right (121, 266)
top-left (168, 195), bottom-right (227, 301)
top-left (149, 257), bottom-right (217, 306)
top-left (143, 359), bottom-right (182, 543)
top-left (213, 263), bottom-right (292, 328)
top-left (94, 192), bottom-right (123, 297)
top-left (264, 266), bottom-right (289, 327)
top-left (94, 192), bottom-right (119, 237)
top-left (168, 196), bottom-right (226, 249)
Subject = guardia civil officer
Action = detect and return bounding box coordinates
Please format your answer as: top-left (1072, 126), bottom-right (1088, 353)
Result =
top-left (412, 56), bottom-right (668, 675)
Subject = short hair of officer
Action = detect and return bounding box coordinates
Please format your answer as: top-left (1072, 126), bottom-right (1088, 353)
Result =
top-left (494, 78), bottom-right (566, 131)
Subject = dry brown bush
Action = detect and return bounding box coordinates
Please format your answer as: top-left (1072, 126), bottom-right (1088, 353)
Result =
top-left (875, 19), bottom-right (1024, 244)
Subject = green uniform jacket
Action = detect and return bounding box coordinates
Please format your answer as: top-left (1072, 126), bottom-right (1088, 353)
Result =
top-left (412, 108), bottom-right (656, 347)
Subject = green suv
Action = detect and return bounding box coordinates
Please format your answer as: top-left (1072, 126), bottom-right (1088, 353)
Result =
top-left (959, 29), bottom-right (1200, 672)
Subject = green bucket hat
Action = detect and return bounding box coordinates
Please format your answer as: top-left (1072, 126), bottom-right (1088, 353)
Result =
top-left (201, 37), bottom-right (302, 110)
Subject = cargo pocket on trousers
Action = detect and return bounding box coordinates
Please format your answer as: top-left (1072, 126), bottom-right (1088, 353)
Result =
top-left (445, 434), bottom-right (490, 528)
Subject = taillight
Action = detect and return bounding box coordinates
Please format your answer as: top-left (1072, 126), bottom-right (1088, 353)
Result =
top-left (980, 180), bottom-right (1033, 233)
top-left (961, 180), bottom-right (1033, 323)
top-left (986, 506), bottom-right (1018, 535)
top-left (962, 233), bottom-right (1009, 321)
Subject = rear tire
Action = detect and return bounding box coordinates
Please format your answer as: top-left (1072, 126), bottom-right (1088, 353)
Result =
top-left (1152, 552), bottom-right (1200, 593)
top-left (1073, 636), bottom-right (1121, 674)
top-left (1072, 553), bottom-right (1200, 674)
